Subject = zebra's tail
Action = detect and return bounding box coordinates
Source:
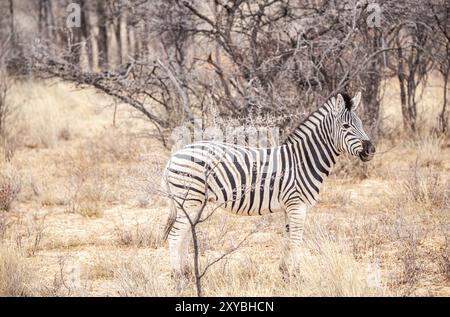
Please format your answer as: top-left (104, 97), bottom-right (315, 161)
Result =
top-left (161, 164), bottom-right (176, 241)
top-left (163, 201), bottom-right (177, 241)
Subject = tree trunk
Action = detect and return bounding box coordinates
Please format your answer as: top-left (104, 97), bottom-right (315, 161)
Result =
top-left (397, 45), bottom-right (410, 133)
top-left (8, 0), bottom-right (14, 44)
top-left (406, 72), bottom-right (417, 133)
top-left (397, 41), bottom-right (418, 134)
top-left (79, 0), bottom-right (93, 70)
top-left (133, 24), bottom-right (141, 61)
top-left (114, 13), bottom-right (124, 65)
top-left (39, 0), bottom-right (56, 42)
top-left (38, 0), bottom-right (44, 34)
top-left (359, 28), bottom-right (383, 140)
top-left (439, 69), bottom-right (449, 133)
top-left (96, 1), bottom-right (109, 70)
top-left (127, 13), bottom-right (135, 60)
top-left (142, 21), bottom-right (150, 59)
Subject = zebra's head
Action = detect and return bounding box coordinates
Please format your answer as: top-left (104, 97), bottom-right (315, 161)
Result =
top-left (330, 92), bottom-right (376, 162)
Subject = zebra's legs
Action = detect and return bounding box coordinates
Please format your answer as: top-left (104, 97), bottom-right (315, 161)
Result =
top-left (168, 213), bottom-right (191, 277)
top-left (167, 199), bottom-right (204, 278)
top-left (287, 204), bottom-right (308, 245)
top-left (280, 204), bottom-right (308, 274)
top-left (280, 210), bottom-right (291, 274)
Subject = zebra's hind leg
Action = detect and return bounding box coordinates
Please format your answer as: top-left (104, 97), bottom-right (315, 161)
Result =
top-left (167, 200), bottom-right (204, 280)
top-left (279, 211), bottom-right (291, 276)
top-left (168, 214), bottom-right (191, 279)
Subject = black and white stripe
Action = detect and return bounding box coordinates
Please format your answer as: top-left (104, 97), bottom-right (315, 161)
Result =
top-left (162, 92), bottom-right (375, 274)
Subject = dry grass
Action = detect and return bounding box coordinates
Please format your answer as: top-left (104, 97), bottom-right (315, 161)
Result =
top-left (6, 82), bottom-right (71, 149)
top-left (85, 260), bottom-right (115, 281)
top-left (113, 216), bottom-right (165, 249)
top-left (402, 165), bottom-right (447, 209)
top-left (0, 79), bottom-right (448, 297)
top-left (0, 246), bottom-right (35, 296)
top-left (113, 252), bottom-right (173, 296)
top-left (415, 136), bottom-right (445, 167)
top-left (436, 238), bottom-right (450, 282)
top-left (294, 233), bottom-right (382, 296)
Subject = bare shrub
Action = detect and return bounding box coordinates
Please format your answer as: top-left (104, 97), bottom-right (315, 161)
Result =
top-left (40, 256), bottom-right (83, 297)
top-left (0, 165), bottom-right (21, 211)
top-left (349, 214), bottom-right (392, 260)
top-left (9, 212), bottom-right (47, 257)
top-left (390, 218), bottom-right (428, 295)
top-left (73, 182), bottom-right (105, 219)
top-left (25, 213), bottom-right (46, 257)
top-left (398, 238), bottom-right (424, 295)
top-left (0, 246), bottom-right (34, 296)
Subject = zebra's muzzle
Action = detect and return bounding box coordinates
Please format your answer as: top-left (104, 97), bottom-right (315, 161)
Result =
top-left (359, 140), bottom-right (376, 162)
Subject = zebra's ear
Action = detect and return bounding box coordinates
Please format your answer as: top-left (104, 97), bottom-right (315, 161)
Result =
top-left (333, 94), bottom-right (345, 114)
top-left (351, 92), bottom-right (362, 111)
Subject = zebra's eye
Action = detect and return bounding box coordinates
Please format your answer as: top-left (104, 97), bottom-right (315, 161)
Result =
top-left (343, 123), bottom-right (351, 129)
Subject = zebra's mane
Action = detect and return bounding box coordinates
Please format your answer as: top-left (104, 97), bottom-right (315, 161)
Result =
top-left (284, 92), bottom-right (352, 144)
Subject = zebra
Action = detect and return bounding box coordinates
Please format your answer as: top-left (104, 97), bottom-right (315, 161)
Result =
top-left (162, 92), bottom-right (376, 276)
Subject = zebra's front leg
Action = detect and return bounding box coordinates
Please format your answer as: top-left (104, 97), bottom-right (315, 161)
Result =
top-left (280, 203), bottom-right (308, 276)
top-left (288, 204), bottom-right (308, 245)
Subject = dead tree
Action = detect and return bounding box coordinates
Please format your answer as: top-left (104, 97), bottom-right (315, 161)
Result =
top-left (0, 35), bottom-right (17, 161)
top-left (13, 0), bottom-right (446, 141)
top-left (432, 3), bottom-right (450, 134)
top-left (394, 23), bottom-right (433, 134)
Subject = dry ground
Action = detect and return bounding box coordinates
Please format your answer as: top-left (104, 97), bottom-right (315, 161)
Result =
top-left (0, 78), bottom-right (448, 296)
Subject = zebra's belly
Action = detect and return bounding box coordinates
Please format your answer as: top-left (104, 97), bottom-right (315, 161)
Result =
top-left (208, 189), bottom-right (285, 216)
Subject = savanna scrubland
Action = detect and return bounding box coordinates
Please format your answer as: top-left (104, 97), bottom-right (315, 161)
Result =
top-left (0, 76), bottom-right (448, 296)
top-left (0, 0), bottom-right (449, 297)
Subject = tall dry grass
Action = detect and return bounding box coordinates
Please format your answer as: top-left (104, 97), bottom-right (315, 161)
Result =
top-left (0, 246), bottom-right (35, 296)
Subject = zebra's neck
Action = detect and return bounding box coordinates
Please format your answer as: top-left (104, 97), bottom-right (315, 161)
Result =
top-left (283, 104), bottom-right (339, 202)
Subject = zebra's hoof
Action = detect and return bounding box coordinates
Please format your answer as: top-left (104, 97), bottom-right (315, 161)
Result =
top-left (279, 259), bottom-right (303, 282)
top-left (171, 266), bottom-right (193, 281)
top-left (279, 263), bottom-right (291, 283)
top-left (182, 266), bottom-right (194, 280)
